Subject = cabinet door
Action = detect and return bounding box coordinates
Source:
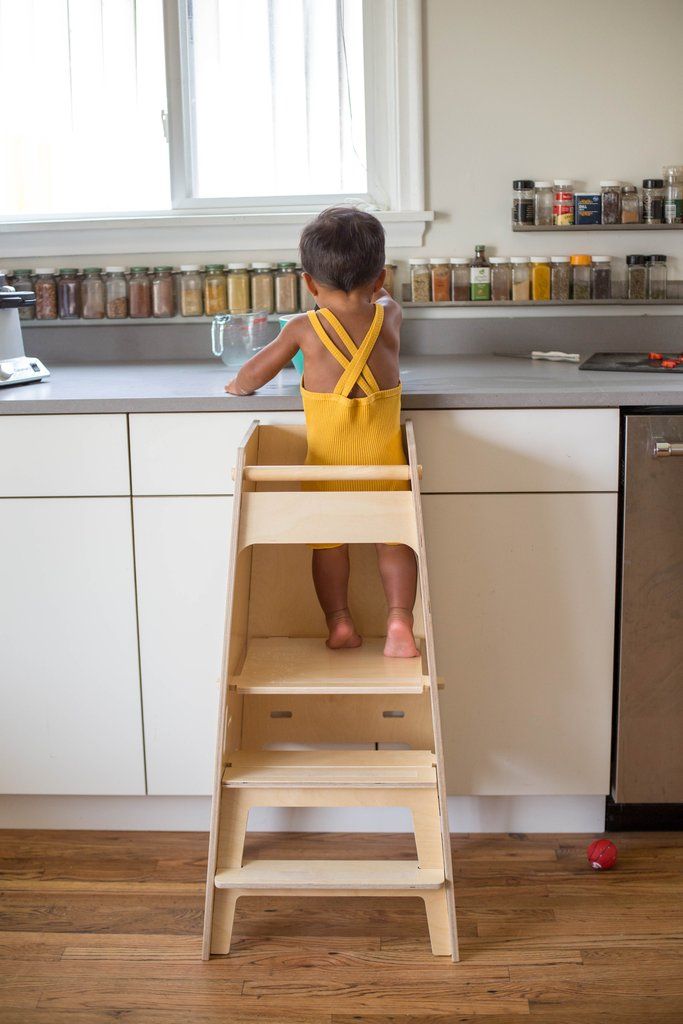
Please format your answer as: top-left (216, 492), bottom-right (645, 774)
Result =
top-left (0, 499), bottom-right (145, 794)
top-left (133, 497), bottom-right (232, 795)
top-left (423, 493), bottom-right (617, 796)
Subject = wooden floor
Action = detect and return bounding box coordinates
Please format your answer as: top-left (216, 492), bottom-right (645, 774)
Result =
top-left (1, 830), bottom-right (682, 1022)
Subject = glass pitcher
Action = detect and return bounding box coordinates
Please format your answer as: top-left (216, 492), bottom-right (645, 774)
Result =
top-left (211, 311), bottom-right (270, 368)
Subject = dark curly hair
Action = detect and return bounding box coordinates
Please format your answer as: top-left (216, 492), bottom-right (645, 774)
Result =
top-left (299, 206), bottom-right (385, 293)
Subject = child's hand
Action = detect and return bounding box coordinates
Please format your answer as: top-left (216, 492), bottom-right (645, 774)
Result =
top-left (225, 378), bottom-right (251, 396)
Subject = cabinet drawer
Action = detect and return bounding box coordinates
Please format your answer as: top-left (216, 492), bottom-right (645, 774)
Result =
top-left (129, 412), bottom-right (303, 495)
top-left (0, 414), bottom-right (130, 497)
top-left (409, 409), bottom-right (619, 493)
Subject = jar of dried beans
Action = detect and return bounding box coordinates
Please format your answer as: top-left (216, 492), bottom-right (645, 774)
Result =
top-left (450, 258), bottom-right (470, 300)
top-left (81, 268), bottom-right (105, 319)
top-left (57, 269), bottom-right (81, 319)
top-left (104, 268), bottom-right (129, 319)
top-left (203, 264), bottom-right (228, 316)
top-left (550, 257), bottom-right (570, 301)
top-left (151, 267), bottom-right (176, 317)
top-left (600, 181), bottom-right (622, 225)
top-left (34, 269), bottom-right (58, 320)
top-left (591, 256), bottom-right (611, 300)
top-left (409, 259), bottom-right (430, 302)
top-left (430, 259), bottom-right (451, 302)
top-left (570, 254), bottom-right (592, 300)
top-left (274, 262), bottom-right (298, 314)
top-left (250, 263), bottom-right (275, 314)
top-left (11, 270), bottom-right (35, 320)
top-left (627, 255), bottom-right (647, 300)
top-left (510, 257), bottom-right (531, 301)
top-left (179, 265), bottom-right (203, 317)
top-left (490, 258), bottom-right (511, 301)
top-left (530, 257), bottom-right (551, 301)
top-left (129, 267), bottom-right (152, 319)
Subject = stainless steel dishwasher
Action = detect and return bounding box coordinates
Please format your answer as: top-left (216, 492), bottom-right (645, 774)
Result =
top-left (614, 413), bottom-right (683, 804)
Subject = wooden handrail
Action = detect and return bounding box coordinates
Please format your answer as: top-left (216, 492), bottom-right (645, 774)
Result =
top-left (233, 464), bottom-right (422, 482)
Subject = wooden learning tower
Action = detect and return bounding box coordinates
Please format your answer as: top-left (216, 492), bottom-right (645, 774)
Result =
top-left (202, 419), bottom-right (459, 960)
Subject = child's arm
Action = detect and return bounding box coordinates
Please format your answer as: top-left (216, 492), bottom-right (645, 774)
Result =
top-left (225, 319), bottom-right (301, 396)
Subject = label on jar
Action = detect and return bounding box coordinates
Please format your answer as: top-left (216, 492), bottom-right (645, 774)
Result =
top-left (470, 266), bottom-right (491, 301)
top-left (554, 191), bottom-right (574, 225)
top-left (664, 198), bottom-right (683, 223)
top-left (512, 198), bottom-right (534, 225)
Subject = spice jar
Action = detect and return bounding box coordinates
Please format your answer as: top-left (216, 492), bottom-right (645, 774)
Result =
top-left (570, 255), bottom-right (591, 300)
top-left (621, 185), bottom-right (640, 224)
top-left (178, 265), bottom-right (203, 317)
top-left (470, 245), bottom-right (491, 301)
top-left (553, 180), bottom-right (574, 225)
top-left (274, 262), bottom-right (298, 314)
top-left (510, 257), bottom-right (531, 301)
top-left (33, 269), bottom-right (58, 320)
top-left (490, 258), bottom-right (511, 301)
top-left (600, 181), bottom-right (622, 225)
top-left (57, 269), bottom-right (81, 319)
top-left (450, 258), bottom-right (470, 300)
top-left (250, 263), bottom-right (274, 313)
top-left (550, 257), bottom-right (571, 301)
top-left (11, 270), bottom-right (35, 320)
top-left (646, 255), bottom-right (667, 300)
top-left (298, 269), bottom-right (316, 312)
top-left (512, 180), bottom-right (535, 226)
top-left (430, 258), bottom-right (451, 302)
top-left (151, 267), bottom-right (176, 318)
top-left (409, 258), bottom-right (430, 302)
top-left (81, 268), bottom-right (105, 319)
top-left (591, 257), bottom-right (611, 300)
top-left (642, 179), bottom-right (664, 223)
top-left (534, 181), bottom-right (554, 226)
top-left (530, 257), bottom-right (550, 301)
top-left (663, 166), bottom-right (683, 224)
top-left (202, 264), bottom-right (228, 316)
top-left (104, 267), bottom-right (128, 319)
top-left (129, 267), bottom-right (152, 319)
top-left (383, 263), bottom-right (397, 298)
top-left (626, 255), bottom-right (647, 300)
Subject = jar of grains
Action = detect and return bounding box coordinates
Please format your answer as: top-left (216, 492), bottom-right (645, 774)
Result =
top-left (250, 263), bottom-right (275, 313)
top-left (512, 180), bottom-right (535, 225)
top-left (81, 268), bottom-right (106, 319)
top-left (642, 179), bottom-right (664, 223)
top-left (151, 267), bottom-right (176, 317)
top-left (553, 180), bottom-right (574, 225)
top-left (203, 264), bottom-right (228, 316)
top-left (621, 185), bottom-right (640, 224)
top-left (510, 257), bottom-right (531, 301)
top-left (11, 270), bottom-right (35, 320)
top-left (104, 268), bottom-right (128, 319)
top-left (33, 269), bottom-right (58, 320)
top-left (179, 265), bottom-right (204, 316)
top-left (626, 255), bottom-right (647, 300)
top-left (430, 258), bottom-right (451, 302)
top-left (298, 269), bottom-right (316, 312)
top-left (534, 181), bottom-right (554, 226)
top-left (591, 257), bottom-right (611, 299)
top-left (600, 181), bottom-right (622, 225)
top-left (550, 257), bottom-right (571, 301)
top-left (409, 259), bottom-right (430, 302)
top-left (646, 255), bottom-right (667, 300)
top-left (530, 257), bottom-right (551, 301)
top-left (57, 269), bottom-right (80, 319)
top-left (450, 258), bottom-right (470, 300)
top-left (274, 262), bottom-right (298, 314)
top-left (129, 267), bottom-right (152, 318)
top-left (570, 255), bottom-right (591, 300)
top-left (490, 257), bottom-right (511, 301)
top-left (383, 263), bottom-right (397, 297)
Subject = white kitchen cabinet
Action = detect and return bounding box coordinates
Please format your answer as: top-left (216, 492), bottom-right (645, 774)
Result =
top-left (0, 498), bottom-right (145, 794)
top-left (133, 496), bottom-right (232, 794)
top-left (423, 493), bottom-right (617, 796)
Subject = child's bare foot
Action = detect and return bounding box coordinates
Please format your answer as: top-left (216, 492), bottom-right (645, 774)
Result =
top-left (325, 609), bottom-right (362, 650)
top-left (384, 608), bottom-right (420, 658)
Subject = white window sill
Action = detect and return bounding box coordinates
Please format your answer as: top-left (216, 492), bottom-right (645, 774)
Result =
top-left (0, 209), bottom-right (434, 260)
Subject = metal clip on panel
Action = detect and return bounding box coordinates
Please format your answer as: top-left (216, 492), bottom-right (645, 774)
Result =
top-left (654, 441), bottom-right (683, 457)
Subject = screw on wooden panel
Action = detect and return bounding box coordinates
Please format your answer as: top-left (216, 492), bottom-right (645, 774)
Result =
top-left (382, 710), bottom-right (405, 718)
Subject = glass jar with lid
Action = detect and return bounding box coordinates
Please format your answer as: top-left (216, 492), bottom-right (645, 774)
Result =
top-left (430, 258), bottom-right (451, 302)
top-left (274, 262), bottom-right (298, 314)
top-left (600, 181), bottom-right (622, 225)
top-left (534, 181), bottom-right (554, 226)
top-left (642, 179), bottom-right (664, 223)
top-left (570, 254), bottom-right (591, 300)
top-left (450, 258), bottom-right (470, 300)
top-left (129, 267), bottom-right (152, 318)
top-left (227, 263), bottom-right (251, 314)
top-left (530, 257), bottom-right (550, 301)
top-left (151, 267), bottom-right (176, 318)
top-left (178, 265), bottom-right (203, 317)
top-left (298, 269), bottom-right (316, 312)
top-left (409, 259), bottom-right (430, 302)
top-left (512, 180), bottom-right (535, 226)
top-left (626, 255), bottom-right (647, 300)
top-left (202, 264), bottom-right (227, 316)
top-left (621, 185), bottom-right (640, 224)
top-left (510, 257), bottom-right (530, 301)
top-left (553, 180), bottom-right (574, 225)
top-left (550, 257), bottom-right (570, 301)
top-left (490, 257), bottom-right (511, 301)
top-left (591, 256), bottom-right (611, 300)
top-left (57, 269), bottom-right (80, 319)
top-left (383, 263), bottom-right (397, 298)
top-left (250, 263), bottom-right (275, 313)
top-left (81, 268), bottom-right (105, 319)
top-left (11, 270), bottom-right (35, 320)
top-left (104, 267), bottom-right (128, 318)
top-left (33, 269), bottom-right (58, 319)
top-left (646, 255), bottom-right (667, 300)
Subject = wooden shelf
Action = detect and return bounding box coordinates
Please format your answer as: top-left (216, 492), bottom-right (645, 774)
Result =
top-left (231, 636), bottom-right (426, 695)
top-left (222, 749), bottom-right (437, 788)
top-left (214, 860), bottom-right (444, 890)
top-left (512, 223), bottom-right (683, 232)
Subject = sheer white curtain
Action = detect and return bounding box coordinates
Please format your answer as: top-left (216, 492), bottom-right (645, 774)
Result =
top-left (188, 0), bottom-right (367, 200)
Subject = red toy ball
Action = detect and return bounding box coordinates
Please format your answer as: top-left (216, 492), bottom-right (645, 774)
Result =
top-left (587, 838), bottom-right (618, 870)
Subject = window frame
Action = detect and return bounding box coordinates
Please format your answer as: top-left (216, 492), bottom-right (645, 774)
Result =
top-left (0, 0), bottom-right (430, 257)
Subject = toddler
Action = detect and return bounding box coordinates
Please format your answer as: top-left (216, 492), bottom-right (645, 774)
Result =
top-left (226, 207), bottom-right (418, 658)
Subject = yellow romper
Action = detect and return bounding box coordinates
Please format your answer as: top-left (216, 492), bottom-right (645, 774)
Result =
top-left (301, 302), bottom-right (407, 549)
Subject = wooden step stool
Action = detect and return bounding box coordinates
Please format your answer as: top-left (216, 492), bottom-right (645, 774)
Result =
top-left (202, 420), bottom-right (459, 960)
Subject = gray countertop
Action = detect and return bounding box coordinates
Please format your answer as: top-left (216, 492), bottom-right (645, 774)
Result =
top-left (2, 356), bottom-right (683, 413)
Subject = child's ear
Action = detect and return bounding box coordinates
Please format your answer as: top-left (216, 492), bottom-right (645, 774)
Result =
top-left (372, 267), bottom-right (387, 297)
top-left (303, 272), bottom-right (318, 297)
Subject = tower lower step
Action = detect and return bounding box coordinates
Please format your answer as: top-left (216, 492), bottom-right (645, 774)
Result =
top-left (214, 860), bottom-right (444, 890)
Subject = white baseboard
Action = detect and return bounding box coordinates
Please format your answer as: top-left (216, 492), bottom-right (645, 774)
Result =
top-left (0, 794), bottom-right (605, 833)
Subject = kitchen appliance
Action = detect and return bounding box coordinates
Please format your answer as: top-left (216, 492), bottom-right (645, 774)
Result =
top-left (0, 275), bottom-right (49, 387)
top-left (581, 352), bottom-right (683, 372)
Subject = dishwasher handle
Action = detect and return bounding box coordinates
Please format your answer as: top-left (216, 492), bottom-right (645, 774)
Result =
top-left (653, 441), bottom-right (683, 457)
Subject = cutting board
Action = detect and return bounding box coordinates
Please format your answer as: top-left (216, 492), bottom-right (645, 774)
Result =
top-left (580, 352), bottom-right (683, 372)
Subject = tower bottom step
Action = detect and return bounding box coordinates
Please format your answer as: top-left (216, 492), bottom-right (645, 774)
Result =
top-left (214, 859), bottom-right (444, 890)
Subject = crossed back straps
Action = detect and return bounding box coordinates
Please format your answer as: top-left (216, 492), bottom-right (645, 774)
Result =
top-left (306, 303), bottom-right (384, 397)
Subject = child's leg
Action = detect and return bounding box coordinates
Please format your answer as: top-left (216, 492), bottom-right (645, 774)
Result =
top-left (375, 544), bottom-right (420, 658)
top-left (312, 545), bottom-right (362, 649)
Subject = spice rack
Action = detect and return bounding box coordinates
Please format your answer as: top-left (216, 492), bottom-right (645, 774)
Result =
top-left (512, 223), bottom-right (683, 232)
